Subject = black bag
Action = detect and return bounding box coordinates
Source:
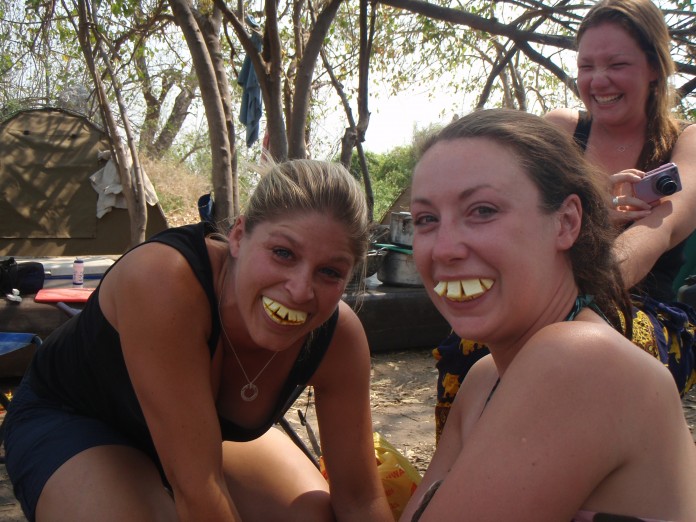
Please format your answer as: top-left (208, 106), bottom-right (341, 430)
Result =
top-left (0, 257), bottom-right (45, 295)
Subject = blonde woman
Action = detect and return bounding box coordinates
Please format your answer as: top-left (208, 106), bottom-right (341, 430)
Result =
top-left (4, 160), bottom-right (392, 522)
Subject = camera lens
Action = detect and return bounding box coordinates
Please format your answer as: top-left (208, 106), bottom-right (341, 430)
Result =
top-left (655, 175), bottom-right (678, 196)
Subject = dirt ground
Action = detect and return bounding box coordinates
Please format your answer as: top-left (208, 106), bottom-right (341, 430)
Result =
top-left (283, 348), bottom-right (440, 475)
top-left (1, 348), bottom-right (695, 521)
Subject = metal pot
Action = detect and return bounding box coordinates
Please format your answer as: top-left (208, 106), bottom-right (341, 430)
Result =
top-left (389, 212), bottom-right (414, 247)
top-left (377, 250), bottom-right (423, 287)
top-left (346, 249), bottom-right (388, 292)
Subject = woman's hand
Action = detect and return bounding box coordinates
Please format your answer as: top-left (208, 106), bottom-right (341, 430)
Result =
top-left (609, 169), bottom-right (652, 225)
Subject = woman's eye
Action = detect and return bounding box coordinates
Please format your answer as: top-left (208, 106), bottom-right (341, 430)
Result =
top-left (472, 205), bottom-right (497, 218)
top-left (320, 267), bottom-right (343, 279)
top-left (273, 248), bottom-right (293, 260)
top-left (414, 214), bottom-right (437, 226)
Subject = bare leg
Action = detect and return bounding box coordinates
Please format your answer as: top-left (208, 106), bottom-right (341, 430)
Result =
top-left (36, 445), bottom-right (177, 522)
top-left (223, 427), bottom-right (334, 522)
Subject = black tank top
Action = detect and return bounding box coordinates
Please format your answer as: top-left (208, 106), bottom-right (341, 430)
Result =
top-left (28, 222), bottom-right (338, 462)
top-left (572, 111), bottom-right (689, 301)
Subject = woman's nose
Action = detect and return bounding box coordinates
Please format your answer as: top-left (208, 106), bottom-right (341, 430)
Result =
top-left (590, 67), bottom-right (611, 87)
top-left (431, 223), bottom-right (468, 264)
top-left (285, 269), bottom-right (315, 303)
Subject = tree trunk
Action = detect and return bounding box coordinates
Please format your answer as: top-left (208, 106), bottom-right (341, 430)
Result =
top-left (76, 0), bottom-right (146, 248)
top-left (288, 0), bottom-right (343, 159)
top-left (151, 72), bottom-right (197, 157)
top-left (96, 45), bottom-right (148, 245)
top-left (260, 0), bottom-right (288, 161)
top-left (135, 51), bottom-right (161, 155)
top-left (328, 0), bottom-right (375, 221)
top-left (214, 0), bottom-right (289, 161)
top-left (195, 7), bottom-right (239, 217)
top-left (169, 0), bottom-right (234, 223)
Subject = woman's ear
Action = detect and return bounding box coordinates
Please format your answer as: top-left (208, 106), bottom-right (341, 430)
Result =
top-left (228, 215), bottom-right (246, 257)
top-left (556, 194), bottom-right (582, 251)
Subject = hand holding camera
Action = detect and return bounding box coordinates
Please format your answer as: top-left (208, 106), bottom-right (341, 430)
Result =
top-left (633, 162), bottom-right (681, 204)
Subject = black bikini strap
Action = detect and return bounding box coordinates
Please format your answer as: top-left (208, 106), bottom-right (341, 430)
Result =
top-left (573, 110), bottom-right (592, 152)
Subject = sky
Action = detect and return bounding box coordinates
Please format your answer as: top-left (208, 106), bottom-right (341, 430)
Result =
top-left (314, 86), bottom-right (467, 157)
top-left (360, 89), bottom-right (457, 153)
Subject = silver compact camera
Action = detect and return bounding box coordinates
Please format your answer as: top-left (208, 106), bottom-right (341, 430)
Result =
top-left (634, 162), bottom-right (681, 204)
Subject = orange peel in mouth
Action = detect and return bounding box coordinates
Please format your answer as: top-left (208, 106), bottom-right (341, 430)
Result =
top-left (433, 279), bottom-right (494, 302)
top-left (262, 296), bottom-right (307, 325)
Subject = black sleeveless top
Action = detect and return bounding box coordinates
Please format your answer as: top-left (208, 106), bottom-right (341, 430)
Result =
top-left (573, 111), bottom-right (690, 302)
top-left (28, 222), bottom-right (338, 462)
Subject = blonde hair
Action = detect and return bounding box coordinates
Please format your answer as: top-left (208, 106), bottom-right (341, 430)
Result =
top-left (244, 159), bottom-right (370, 265)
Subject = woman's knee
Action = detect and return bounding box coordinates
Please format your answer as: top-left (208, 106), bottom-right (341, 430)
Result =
top-left (223, 429), bottom-right (333, 521)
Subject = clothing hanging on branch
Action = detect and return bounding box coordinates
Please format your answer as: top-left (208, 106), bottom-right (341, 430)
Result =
top-left (237, 29), bottom-right (264, 148)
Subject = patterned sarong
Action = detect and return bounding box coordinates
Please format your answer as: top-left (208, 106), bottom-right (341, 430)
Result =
top-left (433, 296), bottom-right (696, 443)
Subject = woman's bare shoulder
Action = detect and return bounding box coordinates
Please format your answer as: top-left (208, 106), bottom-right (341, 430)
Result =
top-left (101, 241), bottom-right (211, 333)
top-left (334, 300), bottom-right (366, 343)
top-left (311, 300), bottom-right (371, 385)
top-left (673, 122), bottom-right (696, 156)
top-left (543, 107), bottom-right (579, 135)
top-left (526, 319), bottom-right (632, 367)
top-left (520, 319), bottom-right (676, 403)
top-left (108, 241), bottom-right (196, 282)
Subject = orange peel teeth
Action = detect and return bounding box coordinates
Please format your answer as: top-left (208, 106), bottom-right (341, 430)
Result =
top-left (433, 279), bottom-right (494, 302)
top-left (262, 296), bottom-right (307, 325)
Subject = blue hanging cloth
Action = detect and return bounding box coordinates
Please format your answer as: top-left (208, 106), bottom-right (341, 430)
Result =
top-left (237, 30), bottom-right (264, 148)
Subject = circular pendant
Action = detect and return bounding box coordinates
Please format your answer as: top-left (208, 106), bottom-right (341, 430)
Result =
top-left (241, 383), bottom-right (259, 402)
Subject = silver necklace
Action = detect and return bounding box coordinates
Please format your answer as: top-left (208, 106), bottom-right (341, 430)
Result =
top-left (616, 143), bottom-right (635, 153)
top-left (217, 268), bottom-right (278, 402)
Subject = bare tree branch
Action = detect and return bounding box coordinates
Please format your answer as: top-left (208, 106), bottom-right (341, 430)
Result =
top-left (377, 0), bottom-right (574, 48)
